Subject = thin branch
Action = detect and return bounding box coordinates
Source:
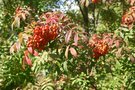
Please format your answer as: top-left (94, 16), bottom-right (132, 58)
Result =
top-left (76, 0), bottom-right (89, 34)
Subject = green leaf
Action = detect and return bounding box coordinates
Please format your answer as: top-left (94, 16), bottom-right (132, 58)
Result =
top-left (63, 61), bottom-right (68, 72)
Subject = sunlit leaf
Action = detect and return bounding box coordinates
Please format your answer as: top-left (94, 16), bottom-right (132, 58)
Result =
top-left (65, 30), bottom-right (72, 43)
top-left (18, 33), bottom-right (23, 43)
top-left (116, 48), bottom-right (122, 58)
top-left (129, 55), bottom-right (135, 63)
top-left (73, 33), bottom-right (78, 46)
top-left (27, 47), bottom-right (39, 56)
top-left (10, 41), bottom-right (21, 53)
top-left (14, 17), bottom-right (20, 28)
top-left (85, 0), bottom-right (90, 7)
top-left (69, 47), bottom-right (77, 57)
top-left (115, 40), bottom-right (120, 48)
top-left (80, 0), bottom-right (86, 6)
top-left (65, 45), bottom-right (70, 59)
top-left (27, 47), bottom-right (34, 54)
top-left (63, 61), bottom-right (68, 71)
top-left (21, 13), bottom-right (26, 20)
top-left (24, 50), bottom-right (32, 67)
top-left (24, 55), bottom-right (32, 67)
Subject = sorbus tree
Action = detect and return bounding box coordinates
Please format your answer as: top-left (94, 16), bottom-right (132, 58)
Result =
top-left (0, 0), bottom-right (135, 90)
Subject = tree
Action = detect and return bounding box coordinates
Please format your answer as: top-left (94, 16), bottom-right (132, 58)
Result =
top-left (0, 0), bottom-right (135, 90)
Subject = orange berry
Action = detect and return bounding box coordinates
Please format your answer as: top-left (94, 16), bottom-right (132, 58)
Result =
top-left (92, 0), bottom-right (99, 3)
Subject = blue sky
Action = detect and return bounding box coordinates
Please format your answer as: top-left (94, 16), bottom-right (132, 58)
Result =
top-left (56, 0), bottom-right (79, 11)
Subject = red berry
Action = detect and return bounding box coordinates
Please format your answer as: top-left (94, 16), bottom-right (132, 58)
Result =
top-left (92, 0), bottom-right (99, 3)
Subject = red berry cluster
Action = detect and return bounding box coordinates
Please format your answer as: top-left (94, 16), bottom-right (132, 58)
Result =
top-left (27, 24), bottom-right (58, 50)
top-left (89, 33), bottom-right (122, 59)
top-left (122, 6), bottom-right (135, 29)
top-left (89, 34), bottom-right (109, 59)
top-left (92, 40), bottom-right (109, 59)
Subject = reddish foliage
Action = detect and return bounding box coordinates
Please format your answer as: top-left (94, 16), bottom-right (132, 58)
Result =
top-left (69, 47), bottom-right (78, 57)
top-left (15, 6), bottom-right (30, 19)
top-left (128, 0), bottom-right (135, 5)
top-left (121, 6), bottom-right (135, 29)
top-left (22, 11), bottom-right (73, 66)
top-left (23, 50), bottom-right (32, 67)
top-left (27, 47), bottom-right (38, 56)
top-left (10, 42), bottom-right (21, 53)
top-left (12, 6), bottom-right (30, 29)
top-left (39, 11), bottom-right (65, 25)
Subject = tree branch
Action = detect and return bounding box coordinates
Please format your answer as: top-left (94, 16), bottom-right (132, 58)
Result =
top-left (76, 0), bottom-right (89, 34)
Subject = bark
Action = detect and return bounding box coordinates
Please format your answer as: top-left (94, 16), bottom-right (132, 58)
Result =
top-left (76, 0), bottom-right (89, 34)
